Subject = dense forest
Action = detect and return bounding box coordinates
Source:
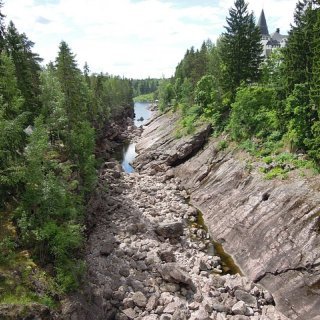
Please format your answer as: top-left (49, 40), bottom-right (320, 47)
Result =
top-left (0, 0), bottom-right (133, 306)
top-left (132, 78), bottom-right (160, 98)
top-left (158, 0), bottom-right (320, 169)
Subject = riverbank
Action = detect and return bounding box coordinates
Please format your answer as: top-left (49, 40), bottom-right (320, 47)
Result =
top-left (135, 110), bottom-right (320, 320)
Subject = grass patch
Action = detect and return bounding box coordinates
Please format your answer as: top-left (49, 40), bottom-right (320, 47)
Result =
top-left (262, 167), bottom-right (289, 180)
top-left (217, 140), bottom-right (228, 151)
top-left (133, 92), bottom-right (154, 103)
top-left (0, 210), bottom-right (59, 311)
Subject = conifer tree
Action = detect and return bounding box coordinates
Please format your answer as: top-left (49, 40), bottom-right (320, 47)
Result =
top-left (220, 0), bottom-right (262, 98)
top-left (55, 41), bottom-right (84, 129)
top-left (0, 53), bottom-right (26, 205)
top-left (0, 0), bottom-right (6, 52)
top-left (5, 21), bottom-right (42, 119)
top-left (39, 67), bottom-right (67, 142)
top-left (284, 0), bottom-right (318, 92)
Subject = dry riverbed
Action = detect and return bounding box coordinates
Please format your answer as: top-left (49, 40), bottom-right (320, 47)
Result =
top-left (62, 146), bottom-right (287, 319)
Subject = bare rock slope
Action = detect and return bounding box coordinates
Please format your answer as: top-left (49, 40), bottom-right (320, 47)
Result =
top-left (135, 112), bottom-right (320, 320)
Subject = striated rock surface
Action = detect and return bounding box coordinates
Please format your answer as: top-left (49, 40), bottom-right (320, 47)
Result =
top-left (135, 111), bottom-right (320, 320)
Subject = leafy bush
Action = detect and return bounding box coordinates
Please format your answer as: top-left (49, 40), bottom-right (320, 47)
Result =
top-left (229, 86), bottom-right (277, 141)
top-left (0, 236), bottom-right (16, 264)
top-left (264, 167), bottom-right (289, 180)
top-left (217, 140), bottom-right (228, 151)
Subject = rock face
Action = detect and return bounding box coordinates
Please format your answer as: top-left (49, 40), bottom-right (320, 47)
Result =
top-left (135, 111), bottom-right (320, 320)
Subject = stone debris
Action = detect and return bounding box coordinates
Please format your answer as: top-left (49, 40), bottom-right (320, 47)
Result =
top-left (62, 158), bottom-right (287, 320)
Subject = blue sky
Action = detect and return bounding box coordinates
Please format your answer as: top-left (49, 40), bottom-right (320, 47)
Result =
top-left (4, 0), bottom-right (296, 78)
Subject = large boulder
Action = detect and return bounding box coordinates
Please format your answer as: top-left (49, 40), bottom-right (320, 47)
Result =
top-left (159, 263), bottom-right (195, 290)
top-left (155, 222), bottom-right (184, 239)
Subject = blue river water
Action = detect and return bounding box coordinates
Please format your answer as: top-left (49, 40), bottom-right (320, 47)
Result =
top-left (134, 102), bottom-right (152, 127)
top-left (119, 102), bottom-right (151, 173)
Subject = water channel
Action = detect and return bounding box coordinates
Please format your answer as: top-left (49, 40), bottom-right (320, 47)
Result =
top-left (115, 102), bottom-right (151, 173)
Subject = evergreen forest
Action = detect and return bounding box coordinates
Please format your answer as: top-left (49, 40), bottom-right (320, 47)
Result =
top-left (0, 1), bottom-right (133, 306)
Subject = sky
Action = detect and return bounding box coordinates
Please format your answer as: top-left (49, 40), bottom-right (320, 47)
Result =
top-left (4, 0), bottom-right (297, 79)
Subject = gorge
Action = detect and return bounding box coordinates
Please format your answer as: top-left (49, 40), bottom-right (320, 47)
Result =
top-left (59, 105), bottom-right (320, 320)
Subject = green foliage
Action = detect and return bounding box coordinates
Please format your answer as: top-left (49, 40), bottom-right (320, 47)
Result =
top-left (69, 121), bottom-right (96, 192)
top-left (217, 140), bottom-right (228, 151)
top-left (263, 167), bottom-right (289, 180)
top-left (0, 236), bottom-right (16, 264)
top-left (5, 21), bottom-right (42, 119)
top-left (133, 92), bottom-right (154, 102)
top-left (229, 86), bottom-right (276, 141)
top-left (220, 0), bottom-right (263, 98)
top-left (39, 68), bottom-right (67, 140)
top-left (132, 78), bottom-right (160, 97)
top-left (0, 53), bottom-right (27, 205)
top-left (0, 7), bottom-right (134, 305)
top-left (158, 79), bottom-right (174, 112)
top-left (285, 83), bottom-right (314, 151)
top-left (284, 0), bottom-right (318, 91)
top-left (194, 74), bottom-right (226, 129)
top-left (175, 105), bottom-right (201, 137)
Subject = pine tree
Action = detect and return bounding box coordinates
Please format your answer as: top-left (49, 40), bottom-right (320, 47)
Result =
top-left (220, 0), bottom-right (263, 98)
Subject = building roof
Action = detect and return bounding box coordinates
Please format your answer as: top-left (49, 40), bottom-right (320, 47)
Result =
top-left (258, 9), bottom-right (269, 36)
top-left (270, 29), bottom-right (288, 42)
top-left (266, 39), bottom-right (280, 47)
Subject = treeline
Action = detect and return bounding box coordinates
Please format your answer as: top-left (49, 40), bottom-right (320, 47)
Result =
top-left (0, 1), bottom-right (132, 295)
top-left (132, 78), bottom-right (160, 97)
top-left (159, 0), bottom-right (320, 164)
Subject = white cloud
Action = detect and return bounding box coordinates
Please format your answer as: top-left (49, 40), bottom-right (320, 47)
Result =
top-left (4, 0), bottom-right (296, 78)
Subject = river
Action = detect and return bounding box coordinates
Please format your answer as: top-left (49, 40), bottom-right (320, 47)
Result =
top-left (116, 102), bottom-right (151, 173)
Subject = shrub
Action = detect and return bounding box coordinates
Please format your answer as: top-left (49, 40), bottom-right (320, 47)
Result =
top-left (229, 86), bottom-right (276, 141)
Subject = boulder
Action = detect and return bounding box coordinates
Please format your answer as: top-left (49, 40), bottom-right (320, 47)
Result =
top-left (132, 291), bottom-right (147, 308)
top-left (158, 250), bottom-right (176, 262)
top-left (100, 242), bottom-right (114, 256)
top-left (232, 301), bottom-right (246, 315)
top-left (122, 307), bottom-right (137, 319)
top-left (159, 263), bottom-right (195, 290)
top-left (155, 222), bottom-right (184, 239)
top-left (234, 289), bottom-right (257, 308)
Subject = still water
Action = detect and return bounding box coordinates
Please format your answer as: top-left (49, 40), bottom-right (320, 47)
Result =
top-left (118, 102), bottom-right (151, 173)
top-left (134, 102), bottom-right (152, 127)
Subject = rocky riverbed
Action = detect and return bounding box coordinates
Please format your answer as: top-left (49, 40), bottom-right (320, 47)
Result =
top-left (134, 111), bottom-right (320, 320)
top-left (61, 120), bottom-right (288, 320)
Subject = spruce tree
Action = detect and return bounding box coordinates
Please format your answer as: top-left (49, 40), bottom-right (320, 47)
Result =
top-left (284, 0), bottom-right (318, 92)
top-left (220, 0), bottom-right (262, 98)
top-left (0, 53), bottom-right (26, 205)
top-left (283, 0), bottom-right (320, 155)
top-left (39, 67), bottom-right (67, 142)
top-left (5, 21), bottom-right (42, 119)
top-left (55, 41), bottom-right (83, 129)
top-left (0, 0), bottom-right (6, 52)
